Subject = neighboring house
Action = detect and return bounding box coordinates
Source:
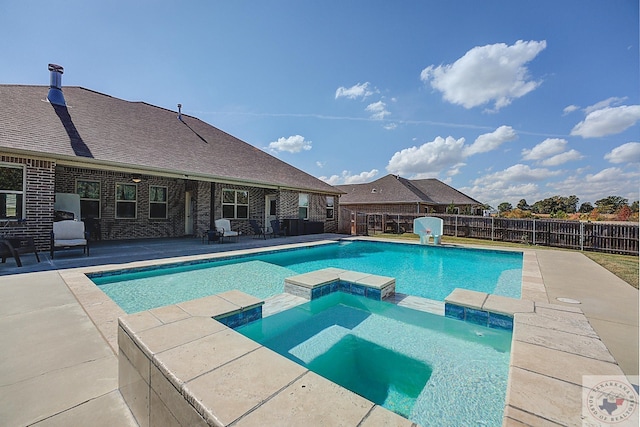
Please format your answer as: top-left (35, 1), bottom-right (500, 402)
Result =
top-left (336, 174), bottom-right (483, 215)
top-left (0, 64), bottom-right (342, 250)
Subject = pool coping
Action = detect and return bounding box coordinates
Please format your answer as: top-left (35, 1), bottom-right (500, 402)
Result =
top-left (59, 237), bottom-right (635, 426)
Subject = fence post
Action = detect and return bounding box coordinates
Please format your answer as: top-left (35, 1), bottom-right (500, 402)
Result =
top-left (580, 222), bottom-right (584, 251)
top-left (533, 219), bottom-right (536, 245)
top-left (455, 215), bottom-right (458, 237)
top-left (491, 217), bottom-right (495, 241)
top-left (397, 214), bottom-right (400, 234)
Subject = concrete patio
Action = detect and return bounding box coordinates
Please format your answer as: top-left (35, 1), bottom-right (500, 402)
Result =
top-left (0, 235), bottom-right (637, 426)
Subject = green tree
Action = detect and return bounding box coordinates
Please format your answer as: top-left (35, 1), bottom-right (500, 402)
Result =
top-left (595, 196), bottom-right (628, 214)
top-left (578, 202), bottom-right (594, 213)
top-left (498, 202), bottom-right (512, 213)
top-left (631, 201), bottom-right (639, 213)
top-left (516, 199), bottom-right (530, 210)
top-left (531, 195), bottom-right (579, 215)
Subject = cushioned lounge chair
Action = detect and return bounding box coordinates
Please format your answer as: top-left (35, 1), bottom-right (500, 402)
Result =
top-left (50, 220), bottom-right (89, 258)
top-left (214, 219), bottom-right (239, 243)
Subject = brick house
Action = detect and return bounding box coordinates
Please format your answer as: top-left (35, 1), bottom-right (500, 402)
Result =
top-left (0, 64), bottom-right (342, 250)
top-left (336, 174), bottom-right (483, 215)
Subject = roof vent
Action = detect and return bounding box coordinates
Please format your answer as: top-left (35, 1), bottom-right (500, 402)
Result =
top-left (47, 63), bottom-right (66, 106)
top-left (177, 104), bottom-right (183, 121)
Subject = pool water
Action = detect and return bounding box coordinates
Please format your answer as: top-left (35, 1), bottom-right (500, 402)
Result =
top-left (92, 240), bottom-right (522, 313)
top-left (237, 292), bottom-right (512, 426)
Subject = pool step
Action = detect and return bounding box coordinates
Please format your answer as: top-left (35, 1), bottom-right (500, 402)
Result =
top-left (444, 288), bottom-right (534, 331)
top-left (284, 268), bottom-right (396, 301)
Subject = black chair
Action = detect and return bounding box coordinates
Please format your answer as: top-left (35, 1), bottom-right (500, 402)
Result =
top-left (0, 237), bottom-right (40, 267)
top-left (270, 220), bottom-right (287, 237)
top-left (249, 220), bottom-right (267, 240)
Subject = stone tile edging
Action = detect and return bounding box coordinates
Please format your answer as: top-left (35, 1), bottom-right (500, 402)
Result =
top-left (284, 267), bottom-right (396, 301)
top-left (117, 290), bottom-right (413, 427)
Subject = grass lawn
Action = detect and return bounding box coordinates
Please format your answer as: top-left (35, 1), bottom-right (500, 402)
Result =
top-left (374, 233), bottom-right (639, 289)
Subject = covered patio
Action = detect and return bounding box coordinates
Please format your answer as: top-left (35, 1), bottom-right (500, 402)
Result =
top-left (0, 233), bottom-right (345, 276)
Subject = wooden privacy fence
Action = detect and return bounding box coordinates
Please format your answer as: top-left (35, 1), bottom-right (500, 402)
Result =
top-left (341, 209), bottom-right (639, 255)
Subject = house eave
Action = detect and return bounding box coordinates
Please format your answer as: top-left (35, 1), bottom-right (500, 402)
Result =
top-left (0, 146), bottom-right (341, 194)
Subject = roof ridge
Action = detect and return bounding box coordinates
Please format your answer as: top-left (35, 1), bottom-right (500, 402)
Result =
top-left (397, 176), bottom-right (434, 203)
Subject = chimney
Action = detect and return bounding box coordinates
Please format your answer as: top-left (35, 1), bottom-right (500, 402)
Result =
top-left (47, 63), bottom-right (66, 106)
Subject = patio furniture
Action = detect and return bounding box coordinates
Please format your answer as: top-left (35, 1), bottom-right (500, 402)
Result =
top-left (249, 220), bottom-right (267, 240)
top-left (214, 219), bottom-right (239, 243)
top-left (0, 237), bottom-right (40, 267)
top-left (50, 220), bottom-right (89, 258)
top-left (270, 220), bottom-right (286, 237)
top-left (203, 229), bottom-right (223, 244)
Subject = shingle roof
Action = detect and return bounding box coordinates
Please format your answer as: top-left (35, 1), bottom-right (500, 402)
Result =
top-left (0, 85), bottom-right (340, 194)
top-left (336, 174), bottom-right (481, 205)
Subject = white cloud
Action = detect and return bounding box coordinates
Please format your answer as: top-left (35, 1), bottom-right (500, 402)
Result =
top-left (319, 169), bottom-right (379, 185)
top-left (539, 149), bottom-right (583, 166)
top-left (473, 164), bottom-right (561, 185)
top-left (522, 139), bottom-right (583, 166)
top-left (463, 164), bottom-right (561, 207)
top-left (550, 167), bottom-right (639, 204)
top-left (571, 105), bottom-right (640, 138)
top-left (463, 125), bottom-right (517, 156)
top-left (383, 122), bottom-right (397, 130)
top-left (386, 136), bottom-right (466, 176)
top-left (420, 40), bottom-right (546, 110)
top-left (584, 97), bottom-right (627, 114)
top-left (268, 135), bottom-right (312, 153)
top-left (447, 162), bottom-right (466, 177)
top-left (563, 105), bottom-right (580, 115)
top-left (522, 138), bottom-right (568, 160)
top-left (335, 82), bottom-right (375, 100)
top-left (604, 142), bottom-right (640, 164)
top-left (365, 101), bottom-right (391, 120)
top-left (316, 161), bottom-right (325, 168)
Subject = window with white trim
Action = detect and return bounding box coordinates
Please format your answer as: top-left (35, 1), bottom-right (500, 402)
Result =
top-left (0, 164), bottom-right (24, 220)
top-left (222, 189), bottom-right (249, 219)
top-left (149, 186), bottom-right (168, 219)
top-left (116, 183), bottom-right (137, 218)
top-left (326, 196), bottom-right (334, 219)
top-left (298, 193), bottom-right (309, 219)
top-left (76, 180), bottom-right (101, 219)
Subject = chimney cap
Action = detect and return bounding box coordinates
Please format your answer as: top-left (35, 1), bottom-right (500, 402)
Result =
top-left (48, 63), bottom-right (64, 74)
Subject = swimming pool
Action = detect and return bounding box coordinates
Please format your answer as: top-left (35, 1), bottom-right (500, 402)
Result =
top-left (237, 292), bottom-right (512, 426)
top-left (91, 240), bottom-right (522, 313)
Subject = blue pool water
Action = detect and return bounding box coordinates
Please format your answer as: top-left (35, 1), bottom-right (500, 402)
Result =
top-left (92, 240), bottom-right (522, 313)
top-left (237, 292), bottom-right (512, 426)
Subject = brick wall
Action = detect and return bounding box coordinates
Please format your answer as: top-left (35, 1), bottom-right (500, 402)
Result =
top-left (279, 190), bottom-right (338, 233)
top-left (55, 167), bottom-right (189, 240)
top-left (0, 154), bottom-right (56, 250)
top-left (0, 155), bottom-right (340, 250)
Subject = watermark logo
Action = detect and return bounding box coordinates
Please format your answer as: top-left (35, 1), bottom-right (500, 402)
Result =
top-left (583, 376), bottom-right (638, 426)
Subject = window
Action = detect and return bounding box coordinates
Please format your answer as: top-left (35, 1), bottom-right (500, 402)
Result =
top-left (298, 193), bottom-right (309, 219)
top-left (222, 189), bottom-right (249, 219)
top-left (326, 196), bottom-right (334, 219)
top-left (149, 186), bottom-right (168, 219)
top-left (116, 183), bottom-right (137, 218)
top-left (0, 164), bottom-right (24, 220)
top-left (76, 180), bottom-right (100, 219)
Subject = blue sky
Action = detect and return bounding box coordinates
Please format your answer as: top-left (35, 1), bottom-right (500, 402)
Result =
top-left (1, 0), bottom-right (638, 208)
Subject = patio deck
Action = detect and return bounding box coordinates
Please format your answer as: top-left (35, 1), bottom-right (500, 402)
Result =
top-left (0, 234), bottom-right (637, 426)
